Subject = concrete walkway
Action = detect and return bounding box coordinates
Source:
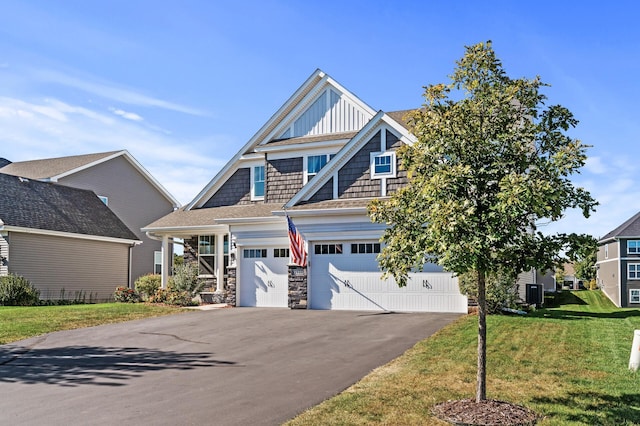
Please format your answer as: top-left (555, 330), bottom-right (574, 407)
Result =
top-left (0, 308), bottom-right (461, 425)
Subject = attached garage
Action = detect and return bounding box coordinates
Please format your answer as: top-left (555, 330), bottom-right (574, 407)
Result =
top-left (309, 241), bottom-right (467, 313)
top-left (238, 247), bottom-right (289, 307)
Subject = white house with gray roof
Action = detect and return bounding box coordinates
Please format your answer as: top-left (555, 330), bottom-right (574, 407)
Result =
top-left (0, 172), bottom-right (140, 301)
top-left (144, 69), bottom-right (467, 313)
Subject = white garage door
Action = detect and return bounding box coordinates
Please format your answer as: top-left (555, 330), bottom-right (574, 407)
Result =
top-left (239, 248), bottom-right (289, 307)
top-left (309, 242), bottom-right (467, 313)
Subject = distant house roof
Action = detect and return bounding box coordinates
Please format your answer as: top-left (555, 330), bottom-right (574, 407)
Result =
top-left (386, 109), bottom-right (415, 130)
top-left (0, 150), bottom-right (180, 208)
top-left (0, 158), bottom-right (11, 168)
top-left (0, 172), bottom-right (139, 242)
top-left (600, 211), bottom-right (640, 242)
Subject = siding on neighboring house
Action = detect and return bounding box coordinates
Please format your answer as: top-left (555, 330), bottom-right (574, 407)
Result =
top-left (618, 238), bottom-right (640, 307)
top-left (203, 168), bottom-right (252, 208)
top-left (57, 155), bottom-right (175, 285)
top-left (598, 240), bottom-right (621, 306)
top-left (0, 234), bottom-right (8, 276)
top-left (8, 232), bottom-right (130, 301)
top-left (516, 269), bottom-right (535, 302)
top-left (266, 157), bottom-right (303, 203)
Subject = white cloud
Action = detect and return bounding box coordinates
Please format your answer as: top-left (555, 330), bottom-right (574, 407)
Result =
top-left (110, 107), bottom-right (143, 122)
top-left (584, 156), bottom-right (606, 174)
top-left (28, 68), bottom-right (207, 116)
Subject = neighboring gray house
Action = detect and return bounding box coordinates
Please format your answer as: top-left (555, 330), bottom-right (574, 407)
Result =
top-left (515, 268), bottom-right (555, 306)
top-left (143, 69), bottom-right (468, 313)
top-left (0, 172), bottom-right (139, 301)
top-left (596, 211), bottom-right (640, 307)
top-left (1, 150), bottom-right (180, 286)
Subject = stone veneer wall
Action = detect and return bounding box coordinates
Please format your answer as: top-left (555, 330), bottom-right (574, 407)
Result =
top-left (288, 265), bottom-right (308, 309)
top-left (225, 266), bottom-right (237, 306)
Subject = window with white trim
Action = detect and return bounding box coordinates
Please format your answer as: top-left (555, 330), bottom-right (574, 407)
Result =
top-left (154, 251), bottom-right (162, 274)
top-left (629, 241), bottom-right (640, 254)
top-left (198, 235), bottom-right (215, 276)
top-left (370, 151), bottom-right (396, 179)
top-left (631, 289), bottom-right (640, 303)
top-left (629, 263), bottom-right (640, 280)
top-left (252, 165), bottom-right (265, 200)
top-left (306, 154), bottom-right (333, 182)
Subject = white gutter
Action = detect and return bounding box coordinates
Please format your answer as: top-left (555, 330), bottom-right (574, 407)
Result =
top-left (1, 225), bottom-right (140, 245)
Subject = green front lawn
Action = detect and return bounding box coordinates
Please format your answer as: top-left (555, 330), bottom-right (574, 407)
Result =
top-left (0, 303), bottom-right (185, 345)
top-left (286, 291), bottom-right (640, 425)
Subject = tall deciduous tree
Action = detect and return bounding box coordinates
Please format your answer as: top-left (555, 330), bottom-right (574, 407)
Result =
top-left (368, 41), bottom-right (597, 402)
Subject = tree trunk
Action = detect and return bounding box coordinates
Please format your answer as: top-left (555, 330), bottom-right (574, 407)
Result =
top-left (476, 270), bottom-right (487, 402)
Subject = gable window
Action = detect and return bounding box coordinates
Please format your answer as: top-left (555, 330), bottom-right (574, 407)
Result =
top-left (630, 289), bottom-right (640, 303)
top-left (306, 154), bottom-right (329, 182)
top-left (198, 235), bottom-right (215, 276)
top-left (252, 165), bottom-right (265, 200)
top-left (605, 244), bottom-right (609, 259)
top-left (629, 263), bottom-right (640, 280)
top-left (370, 151), bottom-right (396, 179)
top-left (629, 241), bottom-right (640, 254)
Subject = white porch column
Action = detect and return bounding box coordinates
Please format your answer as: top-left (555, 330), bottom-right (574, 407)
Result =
top-left (216, 233), bottom-right (225, 293)
top-left (161, 235), bottom-right (170, 289)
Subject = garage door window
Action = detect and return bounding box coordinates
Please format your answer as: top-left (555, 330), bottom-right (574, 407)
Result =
top-left (274, 248), bottom-right (290, 258)
top-left (244, 249), bottom-right (267, 258)
top-left (351, 243), bottom-right (381, 254)
top-left (314, 244), bottom-right (342, 255)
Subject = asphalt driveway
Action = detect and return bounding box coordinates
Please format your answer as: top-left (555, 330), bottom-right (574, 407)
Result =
top-left (0, 308), bottom-right (461, 425)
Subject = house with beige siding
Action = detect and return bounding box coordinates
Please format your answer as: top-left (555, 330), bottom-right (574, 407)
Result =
top-left (596, 211), bottom-right (640, 307)
top-left (143, 69), bottom-right (468, 313)
top-left (0, 172), bottom-right (139, 301)
top-left (1, 150), bottom-right (179, 286)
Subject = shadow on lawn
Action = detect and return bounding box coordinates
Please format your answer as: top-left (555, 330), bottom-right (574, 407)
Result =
top-left (532, 391), bottom-right (640, 424)
top-left (0, 345), bottom-right (237, 387)
top-left (530, 309), bottom-right (640, 320)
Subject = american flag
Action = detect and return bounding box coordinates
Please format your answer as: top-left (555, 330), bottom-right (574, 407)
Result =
top-left (287, 215), bottom-right (307, 267)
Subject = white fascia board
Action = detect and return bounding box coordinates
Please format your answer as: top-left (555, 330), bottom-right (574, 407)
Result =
top-left (302, 230), bottom-right (383, 241)
top-left (141, 224), bottom-right (228, 236)
top-left (235, 237), bottom-right (289, 247)
top-left (2, 225), bottom-right (141, 245)
top-left (254, 139), bottom-right (348, 155)
top-left (275, 207), bottom-right (367, 217)
top-left (187, 70), bottom-right (329, 210)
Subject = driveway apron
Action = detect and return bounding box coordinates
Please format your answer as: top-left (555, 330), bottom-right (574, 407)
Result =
top-left (0, 308), bottom-right (461, 425)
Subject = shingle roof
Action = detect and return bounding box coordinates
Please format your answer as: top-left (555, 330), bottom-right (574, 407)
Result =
top-left (293, 198), bottom-right (378, 210)
top-left (0, 158), bottom-right (11, 168)
top-left (386, 109), bottom-right (416, 130)
top-left (143, 203), bottom-right (284, 230)
top-left (600, 211), bottom-right (640, 241)
top-left (0, 173), bottom-right (138, 241)
top-left (0, 151), bottom-right (121, 179)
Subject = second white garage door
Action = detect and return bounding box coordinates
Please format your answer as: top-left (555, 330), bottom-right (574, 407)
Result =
top-left (309, 241), bottom-right (467, 313)
top-left (239, 247), bottom-right (289, 307)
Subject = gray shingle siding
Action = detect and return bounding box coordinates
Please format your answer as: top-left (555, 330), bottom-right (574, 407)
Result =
top-left (386, 130), bottom-right (402, 150)
top-left (338, 132), bottom-right (382, 199)
top-left (203, 168), bottom-right (252, 208)
top-left (307, 178), bottom-right (334, 203)
top-left (266, 157), bottom-right (303, 204)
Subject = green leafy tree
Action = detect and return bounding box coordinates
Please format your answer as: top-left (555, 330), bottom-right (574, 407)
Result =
top-left (572, 235), bottom-right (598, 282)
top-left (459, 269), bottom-right (519, 314)
top-left (369, 41), bottom-right (597, 402)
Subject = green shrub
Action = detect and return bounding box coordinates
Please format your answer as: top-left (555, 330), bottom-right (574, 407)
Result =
top-left (459, 269), bottom-right (520, 314)
top-left (170, 263), bottom-right (204, 297)
top-left (114, 286), bottom-right (141, 303)
top-left (135, 274), bottom-right (162, 301)
top-left (0, 274), bottom-right (40, 306)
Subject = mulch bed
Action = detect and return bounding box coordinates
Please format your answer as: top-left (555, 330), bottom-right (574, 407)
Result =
top-left (432, 399), bottom-right (539, 425)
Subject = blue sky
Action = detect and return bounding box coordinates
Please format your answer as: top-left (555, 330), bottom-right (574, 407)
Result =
top-left (0, 1), bottom-right (637, 239)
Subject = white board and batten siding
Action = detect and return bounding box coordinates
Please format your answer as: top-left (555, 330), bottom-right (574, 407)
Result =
top-left (8, 232), bottom-right (130, 302)
top-left (309, 241), bottom-right (468, 313)
top-left (238, 246), bottom-right (289, 307)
